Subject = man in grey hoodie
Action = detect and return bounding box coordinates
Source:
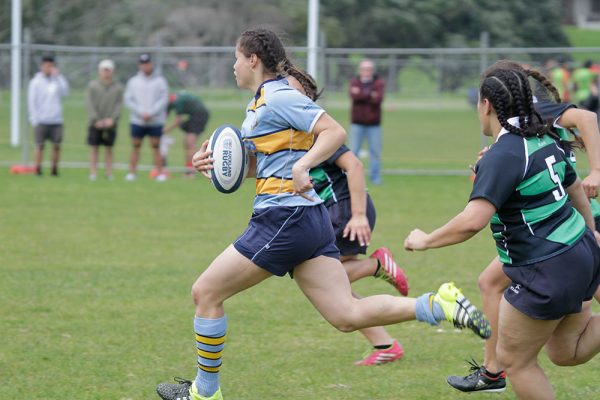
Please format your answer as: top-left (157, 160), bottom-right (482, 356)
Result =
top-left (85, 59), bottom-right (123, 181)
top-left (123, 53), bottom-right (169, 181)
top-left (28, 55), bottom-right (69, 176)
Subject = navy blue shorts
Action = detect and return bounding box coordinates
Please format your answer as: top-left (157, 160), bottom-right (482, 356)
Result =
top-left (233, 204), bottom-right (340, 277)
top-left (130, 124), bottom-right (163, 139)
top-left (595, 215), bottom-right (600, 234)
top-left (503, 229), bottom-right (600, 320)
top-left (327, 195), bottom-right (376, 256)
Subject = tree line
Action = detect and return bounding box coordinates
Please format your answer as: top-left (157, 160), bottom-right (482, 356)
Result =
top-left (1, 0), bottom-right (569, 49)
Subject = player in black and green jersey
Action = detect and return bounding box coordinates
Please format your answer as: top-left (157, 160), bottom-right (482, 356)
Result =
top-left (405, 63), bottom-right (600, 399)
top-left (310, 144), bottom-right (409, 365)
top-left (446, 62), bottom-right (600, 394)
top-left (164, 91), bottom-right (210, 175)
top-left (538, 101), bottom-right (600, 228)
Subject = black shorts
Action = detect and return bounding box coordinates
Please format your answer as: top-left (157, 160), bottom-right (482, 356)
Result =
top-left (595, 215), bottom-right (600, 234)
top-left (326, 195), bottom-right (376, 256)
top-left (581, 95), bottom-right (599, 112)
top-left (503, 229), bottom-right (600, 320)
top-left (181, 112), bottom-right (209, 135)
top-left (233, 204), bottom-right (340, 277)
top-left (88, 125), bottom-right (117, 147)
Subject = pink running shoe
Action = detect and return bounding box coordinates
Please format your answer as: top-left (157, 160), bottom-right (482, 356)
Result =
top-left (370, 247), bottom-right (409, 296)
top-left (354, 340), bottom-right (404, 366)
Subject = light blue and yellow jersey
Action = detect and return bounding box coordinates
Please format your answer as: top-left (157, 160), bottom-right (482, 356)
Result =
top-left (241, 78), bottom-right (325, 209)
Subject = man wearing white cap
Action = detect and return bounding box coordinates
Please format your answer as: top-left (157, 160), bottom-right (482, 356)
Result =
top-left (85, 59), bottom-right (124, 180)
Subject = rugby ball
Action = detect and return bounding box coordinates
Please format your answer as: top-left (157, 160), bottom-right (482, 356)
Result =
top-left (207, 124), bottom-right (248, 193)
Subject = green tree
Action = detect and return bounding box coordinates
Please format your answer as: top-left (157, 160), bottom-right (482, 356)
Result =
top-left (311, 0), bottom-right (569, 48)
top-left (2, 0), bottom-right (570, 49)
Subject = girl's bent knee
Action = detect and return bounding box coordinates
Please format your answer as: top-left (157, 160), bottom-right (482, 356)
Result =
top-left (332, 323), bottom-right (357, 333)
top-left (191, 278), bottom-right (219, 308)
top-left (496, 348), bottom-right (514, 370)
top-left (327, 316), bottom-right (359, 333)
top-left (478, 274), bottom-right (503, 295)
top-left (547, 350), bottom-right (577, 366)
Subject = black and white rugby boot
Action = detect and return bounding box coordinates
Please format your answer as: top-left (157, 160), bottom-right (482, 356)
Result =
top-left (447, 359), bottom-right (507, 393)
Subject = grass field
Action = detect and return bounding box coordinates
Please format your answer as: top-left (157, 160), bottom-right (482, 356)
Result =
top-left (564, 26), bottom-right (600, 64)
top-left (0, 89), bottom-right (485, 172)
top-left (1, 92), bottom-right (599, 399)
top-left (1, 89), bottom-right (590, 173)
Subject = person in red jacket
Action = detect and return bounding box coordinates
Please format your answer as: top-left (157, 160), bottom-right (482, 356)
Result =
top-left (349, 59), bottom-right (385, 185)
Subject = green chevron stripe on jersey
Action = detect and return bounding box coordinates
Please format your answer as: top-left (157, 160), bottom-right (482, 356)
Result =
top-left (557, 127), bottom-right (571, 141)
top-left (309, 167), bottom-right (335, 204)
top-left (546, 209), bottom-right (586, 245)
top-left (320, 185), bottom-right (335, 203)
top-left (554, 127), bottom-right (600, 219)
top-left (521, 197), bottom-right (568, 225)
top-left (496, 245), bottom-right (512, 264)
top-left (309, 145), bottom-right (351, 207)
top-left (524, 134), bottom-right (556, 156)
top-left (592, 199), bottom-right (600, 218)
top-left (470, 132), bottom-right (583, 266)
top-left (517, 160), bottom-right (567, 196)
top-left (490, 214), bottom-right (502, 225)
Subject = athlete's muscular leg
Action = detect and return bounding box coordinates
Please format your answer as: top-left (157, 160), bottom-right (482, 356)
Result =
top-left (294, 256), bottom-right (417, 332)
top-left (496, 298), bottom-right (559, 400)
top-left (545, 301), bottom-right (600, 366)
top-left (192, 245), bottom-right (272, 318)
top-left (478, 257), bottom-right (511, 373)
top-left (341, 255), bottom-right (395, 346)
top-left (341, 254), bottom-right (378, 283)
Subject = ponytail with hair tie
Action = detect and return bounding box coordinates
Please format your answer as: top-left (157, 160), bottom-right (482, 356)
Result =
top-left (239, 28), bottom-right (322, 101)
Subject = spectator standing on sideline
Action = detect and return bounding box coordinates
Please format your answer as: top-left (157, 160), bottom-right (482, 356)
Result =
top-left (548, 58), bottom-right (571, 103)
top-left (124, 53), bottom-right (169, 181)
top-left (85, 59), bottom-right (123, 181)
top-left (28, 55), bottom-right (69, 176)
top-left (163, 91), bottom-right (210, 176)
top-left (349, 59), bottom-right (385, 185)
top-left (572, 60), bottom-right (599, 111)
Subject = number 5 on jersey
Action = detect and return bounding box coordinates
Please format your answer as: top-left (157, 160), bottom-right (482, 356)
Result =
top-left (545, 155), bottom-right (566, 201)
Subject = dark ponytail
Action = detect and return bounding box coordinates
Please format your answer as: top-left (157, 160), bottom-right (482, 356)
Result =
top-left (524, 67), bottom-right (584, 150)
top-left (525, 68), bottom-right (562, 103)
top-left (238, 28), bottom-right (321, 100)
top-left (481, 61), bottom-right (572, 148)
top-left (278, 59), bottom-right (322, 101)
top-left (480, 68), bottom-right (549, 139)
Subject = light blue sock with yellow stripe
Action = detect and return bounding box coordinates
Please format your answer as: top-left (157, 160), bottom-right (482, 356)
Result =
top-left (415, 292), bottom-right (446, 325)
top-left (194, 315), bottom-right (227, 397)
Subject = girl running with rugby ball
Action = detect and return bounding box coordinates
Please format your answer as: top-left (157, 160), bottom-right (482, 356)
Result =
top-left (156, 28), bottom-right (490, 400)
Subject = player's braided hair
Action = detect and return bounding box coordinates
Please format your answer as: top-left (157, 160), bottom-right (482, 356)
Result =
top-left (480, 67), bottom-right (552, 139)
top-left (238, 28), bottom-right (320, 100)
top-left (483, 60), bottom-right (561, 103)
top-left (526, 68), bottom-right (561, 103)
top-left (526, 67), bottom-right (584, 150)
top-left (278, 59), bottom-right (322, 101)
top-left (482, 60), bottom-right (582, 150)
